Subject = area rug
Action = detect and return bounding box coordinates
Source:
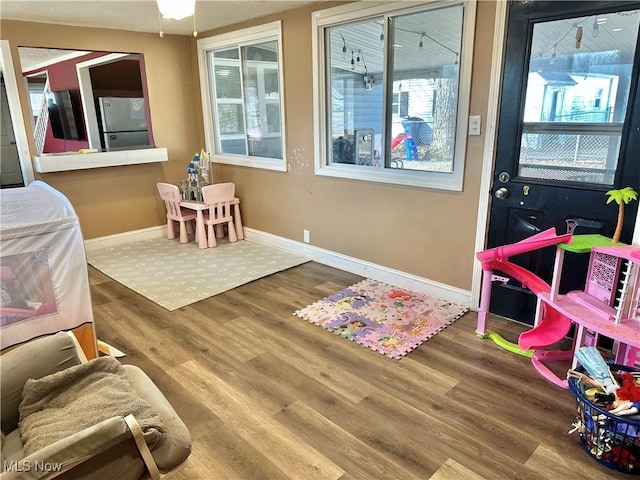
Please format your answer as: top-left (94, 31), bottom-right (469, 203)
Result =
top-left (87, 238), bottom-right (309, 311)
top-left (294, 279), bottom-right (468, 359)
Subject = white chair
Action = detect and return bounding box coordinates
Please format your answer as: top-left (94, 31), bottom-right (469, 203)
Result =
top-left (201, 183), bottom-right (237, 248)
top-left (156, 183), bottom-right (196, 244)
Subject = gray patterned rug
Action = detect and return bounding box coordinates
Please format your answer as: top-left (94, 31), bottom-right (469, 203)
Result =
top-left (87, 238), bottom-right (309, 310)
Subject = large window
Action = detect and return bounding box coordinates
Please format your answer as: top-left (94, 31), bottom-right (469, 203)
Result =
top-left (313, 1), bottom-right (476, 190)
top-left (518, 14), bottom-right (640, 185)
top-left (198, 22), bottom-right (286, 171)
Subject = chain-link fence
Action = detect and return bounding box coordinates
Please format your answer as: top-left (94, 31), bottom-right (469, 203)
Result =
top-left (518, 132), bottom-right (619, 184)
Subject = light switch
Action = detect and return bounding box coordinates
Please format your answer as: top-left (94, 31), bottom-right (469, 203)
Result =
top-left (469, 115), bottom-right (482, 136)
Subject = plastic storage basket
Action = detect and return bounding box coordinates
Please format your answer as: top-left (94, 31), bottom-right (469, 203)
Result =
top-left (568, 364), bottom-right (640, 474)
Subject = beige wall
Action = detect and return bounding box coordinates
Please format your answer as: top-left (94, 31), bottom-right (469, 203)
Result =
top-left (1, 0), bottom-right (497, 291)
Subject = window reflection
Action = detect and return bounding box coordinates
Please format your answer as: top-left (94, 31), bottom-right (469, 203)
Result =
top-left (208, 40), bottom-right (283, 160)
top-left (326, 5), bottom-right (464, 172)
top-left (519, 11), bottom-right (640, 185)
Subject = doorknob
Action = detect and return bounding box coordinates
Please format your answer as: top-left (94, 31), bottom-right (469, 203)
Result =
top-left (495, 187), bottom-right (509, 199)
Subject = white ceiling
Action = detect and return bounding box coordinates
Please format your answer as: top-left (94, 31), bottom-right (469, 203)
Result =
top-left (0, 0), bottom-right (322, 36)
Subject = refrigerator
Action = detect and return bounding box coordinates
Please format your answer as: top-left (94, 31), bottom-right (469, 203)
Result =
top-left (97, 97), bottom-right (150, 150)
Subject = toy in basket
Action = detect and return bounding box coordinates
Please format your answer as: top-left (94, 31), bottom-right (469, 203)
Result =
top-left (568, 347), bottom-right (640, 474)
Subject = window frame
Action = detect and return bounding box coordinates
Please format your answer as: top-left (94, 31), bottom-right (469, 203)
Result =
top-left (311, 1), bottom-right (477, 190)
top-left (197, 21), bottom-right (287, 172)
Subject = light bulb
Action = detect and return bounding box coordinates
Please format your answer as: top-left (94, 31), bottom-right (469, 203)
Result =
top-left (379, 32), bottom-right (384, 47)
top-left (419, 39), bottom-right (424, 48)
top-left (342, 44), bottom-right (347, 58)
top-left (575, 25), bottom-right (583, 49)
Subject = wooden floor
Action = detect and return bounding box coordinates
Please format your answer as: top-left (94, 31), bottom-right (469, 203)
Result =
top-left (90, 261), bottom-right (628, 480)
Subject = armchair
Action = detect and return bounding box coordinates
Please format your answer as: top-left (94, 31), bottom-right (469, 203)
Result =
top-left (0, 332), bottom-right (191, 479)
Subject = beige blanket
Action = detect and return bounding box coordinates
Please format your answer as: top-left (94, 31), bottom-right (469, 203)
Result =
top-left (19, 356), bottom-right (165, 456)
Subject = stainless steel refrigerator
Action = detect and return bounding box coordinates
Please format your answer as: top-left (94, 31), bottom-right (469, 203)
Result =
top-left (98, 97), bottom-right (149, 150)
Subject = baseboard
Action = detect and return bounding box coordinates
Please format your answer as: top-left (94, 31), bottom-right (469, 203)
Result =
top-left (84, 226), bottom-right (165, 253)
top-left (85, 225), bottom-right (472, 307)
top-left (244, 227), bottom-right (472, 307)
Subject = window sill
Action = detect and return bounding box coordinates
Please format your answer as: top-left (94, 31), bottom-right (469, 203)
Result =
top-left (214, 153), bottom-right (286, 172)
top-left (316, 163), bottom-right (463, 191)
top-left (34, 147), bottom-right (168, 173)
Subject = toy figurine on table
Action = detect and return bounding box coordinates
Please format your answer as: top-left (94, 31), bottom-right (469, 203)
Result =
top-left (180, 150), bottom-right (212, 202)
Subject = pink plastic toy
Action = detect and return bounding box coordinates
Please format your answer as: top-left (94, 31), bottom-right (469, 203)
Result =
top-left (476, 228), bottom-right (574, 387)
top-left (477, 228), bottom-right (640, 388)
top-left (542, 244), bottom-right (640, 370)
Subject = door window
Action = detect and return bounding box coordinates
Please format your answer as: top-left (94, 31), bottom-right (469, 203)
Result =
top-left (519, 12), bottom-right (640, 185)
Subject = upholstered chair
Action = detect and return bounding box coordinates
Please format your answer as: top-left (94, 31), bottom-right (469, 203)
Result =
top-left (0, 332), bottom-right (191, 479)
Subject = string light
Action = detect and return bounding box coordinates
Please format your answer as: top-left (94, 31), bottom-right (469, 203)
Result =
top-left (575, 25), bottom-right (583, 48)
top-left (397, 26), bottom-right (459, 62)
top-left (340, 31), bottom-right (347, 58)
top-left (535, 16), bottom-right (587, 59)
top-left (338, 31), bottom-right (370, 75)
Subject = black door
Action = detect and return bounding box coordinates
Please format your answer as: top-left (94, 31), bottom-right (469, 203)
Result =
top-left (487, 1), bottom-right (640, 325)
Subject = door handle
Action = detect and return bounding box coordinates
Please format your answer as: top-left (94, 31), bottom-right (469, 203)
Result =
top-left (495, 187), bottom-right (509, 199)
top-left (9, 141), bottom-right (16, 145)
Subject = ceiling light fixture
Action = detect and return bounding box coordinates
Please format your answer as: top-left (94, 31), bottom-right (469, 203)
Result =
top-left (157, 0), bottom-right (195, 20)
top-left (156, 0), bottom-right (198, 38)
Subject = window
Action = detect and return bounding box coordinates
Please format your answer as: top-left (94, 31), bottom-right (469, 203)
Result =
top-left (517, 14), bottom-right (640, 186)
top-left (198, 22), bottom-right (286, 172)
top-left (312, 1), bottom-right (476, 190)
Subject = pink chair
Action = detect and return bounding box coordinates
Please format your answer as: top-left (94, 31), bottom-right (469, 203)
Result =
top-left (201, 183), bottom-right (237, 248)
top-left (156, 182), bottom-right (197, 244)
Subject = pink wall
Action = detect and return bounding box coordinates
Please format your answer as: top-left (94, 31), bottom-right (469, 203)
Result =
top-left (25, 52), bottom-right (105, 152)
